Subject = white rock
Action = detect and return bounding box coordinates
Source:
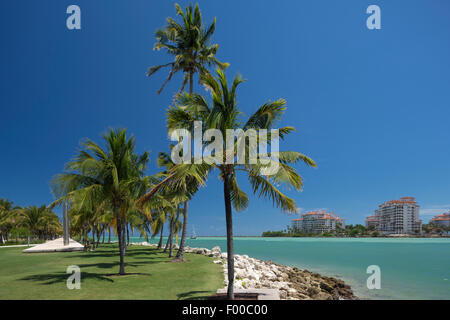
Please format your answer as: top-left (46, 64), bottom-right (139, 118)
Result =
top-left (235, 269), bottom-right (247, 279)
top-left (247, 270), bottom-right (260, 281)
top-left (211, 246), bottom-right (221, 255)
top-left (234, 279), bottom-right (244, 289)
top-left (261, 270), bottom-right (277, 281)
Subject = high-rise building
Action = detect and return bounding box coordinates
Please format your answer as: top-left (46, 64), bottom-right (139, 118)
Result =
top-left (430, 213), bottom-right (450, 228)
top-left (292, 211), bottom-right (345, 234)
top-left (369, 197), bottom-right (422, 234)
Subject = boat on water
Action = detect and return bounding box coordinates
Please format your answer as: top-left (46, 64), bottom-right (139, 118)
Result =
top-left (190, 225), bottom-right (197, 239)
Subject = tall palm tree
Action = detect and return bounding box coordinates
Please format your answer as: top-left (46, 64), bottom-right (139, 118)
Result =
top-left (148, 3), bottom-right (228, 96)
top-left (140, 69), bottom-right (316, 299)
top-left (51, 128), bottom-right (150, 275)
top-left (149, 3), bottom-right (228, 253)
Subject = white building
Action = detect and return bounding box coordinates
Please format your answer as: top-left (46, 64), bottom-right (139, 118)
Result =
top-left (372, 197), bottom-right (421, 234)
top-left (430, 213), bottom-right (450, 228)
top-left (292, 211), bottom-right (345, 234)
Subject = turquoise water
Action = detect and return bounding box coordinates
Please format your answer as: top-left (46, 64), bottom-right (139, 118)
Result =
top-left (126, 236), bottom-right (450, 300)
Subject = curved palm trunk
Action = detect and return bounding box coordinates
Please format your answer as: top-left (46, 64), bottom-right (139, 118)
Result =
top-left (114, 205), bottom-right (125, 275)
top-left (157, 223), bottom-right (164, 249)
top-left (223, 176), bottom-right (234, 300)
top-left (168, 217), bottom-right (174, 257)
top-left (163, 235), bottom-right (169, 252)
top-left (170, 205), bottom-right (181, 258)
top-left (164, 219), bottom-right (173, 253)
top-left (175, 201), bottom-right (188, 260)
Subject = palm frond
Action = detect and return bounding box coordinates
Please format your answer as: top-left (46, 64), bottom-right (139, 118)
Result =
top-left (248, 173), bottom-right (298, 213)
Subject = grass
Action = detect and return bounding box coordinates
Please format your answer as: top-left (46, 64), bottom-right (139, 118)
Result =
top-left (0, 244), bottom-right (223, 300)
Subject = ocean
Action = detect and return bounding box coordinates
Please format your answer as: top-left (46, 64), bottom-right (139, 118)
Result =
top-left (124, 236), bottom-right (450, 300)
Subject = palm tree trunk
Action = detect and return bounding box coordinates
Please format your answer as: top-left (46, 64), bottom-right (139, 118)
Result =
top-left (108, 227), bottom-right (111, 243)
top-left (126, 224), bottom-right (130, 246)
top-left (122, 223), bottom-right (127, 254)
top-left (114, 205), bottom-right (125, 275)
top-left (223, 175), bottom-right (235, 300)
top-left (163, 236), bottom-right (169, 252)
top-left (163, 220), bottom-right (172, 253)
top-left (176, 201), bottom-right (188, 260)
top-left (96, 227), bottom-right (101, 247)
top-left (102, 228), bottom-right (105, 244)
top-left (157, 223), bottom-right (164, 249)
top-left (92, 225), bottom-right (96, 248)
top-left (170, 205), bottom-right (181, 258)
top-left (168, 215), bottom-right (175, 258)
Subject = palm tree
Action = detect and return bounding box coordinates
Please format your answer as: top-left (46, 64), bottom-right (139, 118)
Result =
top-left (147, 185), bottom-right (185, 258)
top-left (162, 204), bottom-right (182, 258)
top-left (140, 69), bottom-right (316, 299)
top-left (51, 128), bottom-right (150, 275)
top-left (148, 3), bottom-right (228, 96)
top-left (155, 149), bottom-right (199, 260)
top-left (148, 3), bottom-right (228, 254)
top-left (0, 199), bottom-right (20, 244)
top-left (19, 205), bottom-right (61, 240)
top-left (156, 151), bottom-right (178, 256)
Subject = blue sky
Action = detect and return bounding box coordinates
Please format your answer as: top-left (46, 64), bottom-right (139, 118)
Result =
top-left (1, 0), bottom-right (449, 235)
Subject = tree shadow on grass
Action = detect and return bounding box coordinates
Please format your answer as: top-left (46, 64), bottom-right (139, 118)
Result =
top-left (66, 248), bottom-right (159, 259)
top-left (177, 290), bottom-right (214, 300)
top-left (20, 271), bottom-right (116, 285)
top-left (73, 260), bottom-right (162, 270)
top-left (19, 260), bottom-right (153, 286)
top-left (20, 270), bottom-right (153, 286)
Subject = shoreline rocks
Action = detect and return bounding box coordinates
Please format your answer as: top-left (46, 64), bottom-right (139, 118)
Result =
top-left (133, 242), bottom-right (358, 300)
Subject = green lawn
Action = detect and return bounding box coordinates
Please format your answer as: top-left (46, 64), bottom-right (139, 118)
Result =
top-left (0, 244), bottom-right (223, 299)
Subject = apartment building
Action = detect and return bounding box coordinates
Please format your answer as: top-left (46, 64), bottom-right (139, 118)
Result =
top-left (292, 211), bottom-right (345, 234)
top-left (365, 215), bottom-right (379, 229)
top-left (430, 213), bottom-right (450, 228)
top-left (370, 197), bottom-right (422, 234)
